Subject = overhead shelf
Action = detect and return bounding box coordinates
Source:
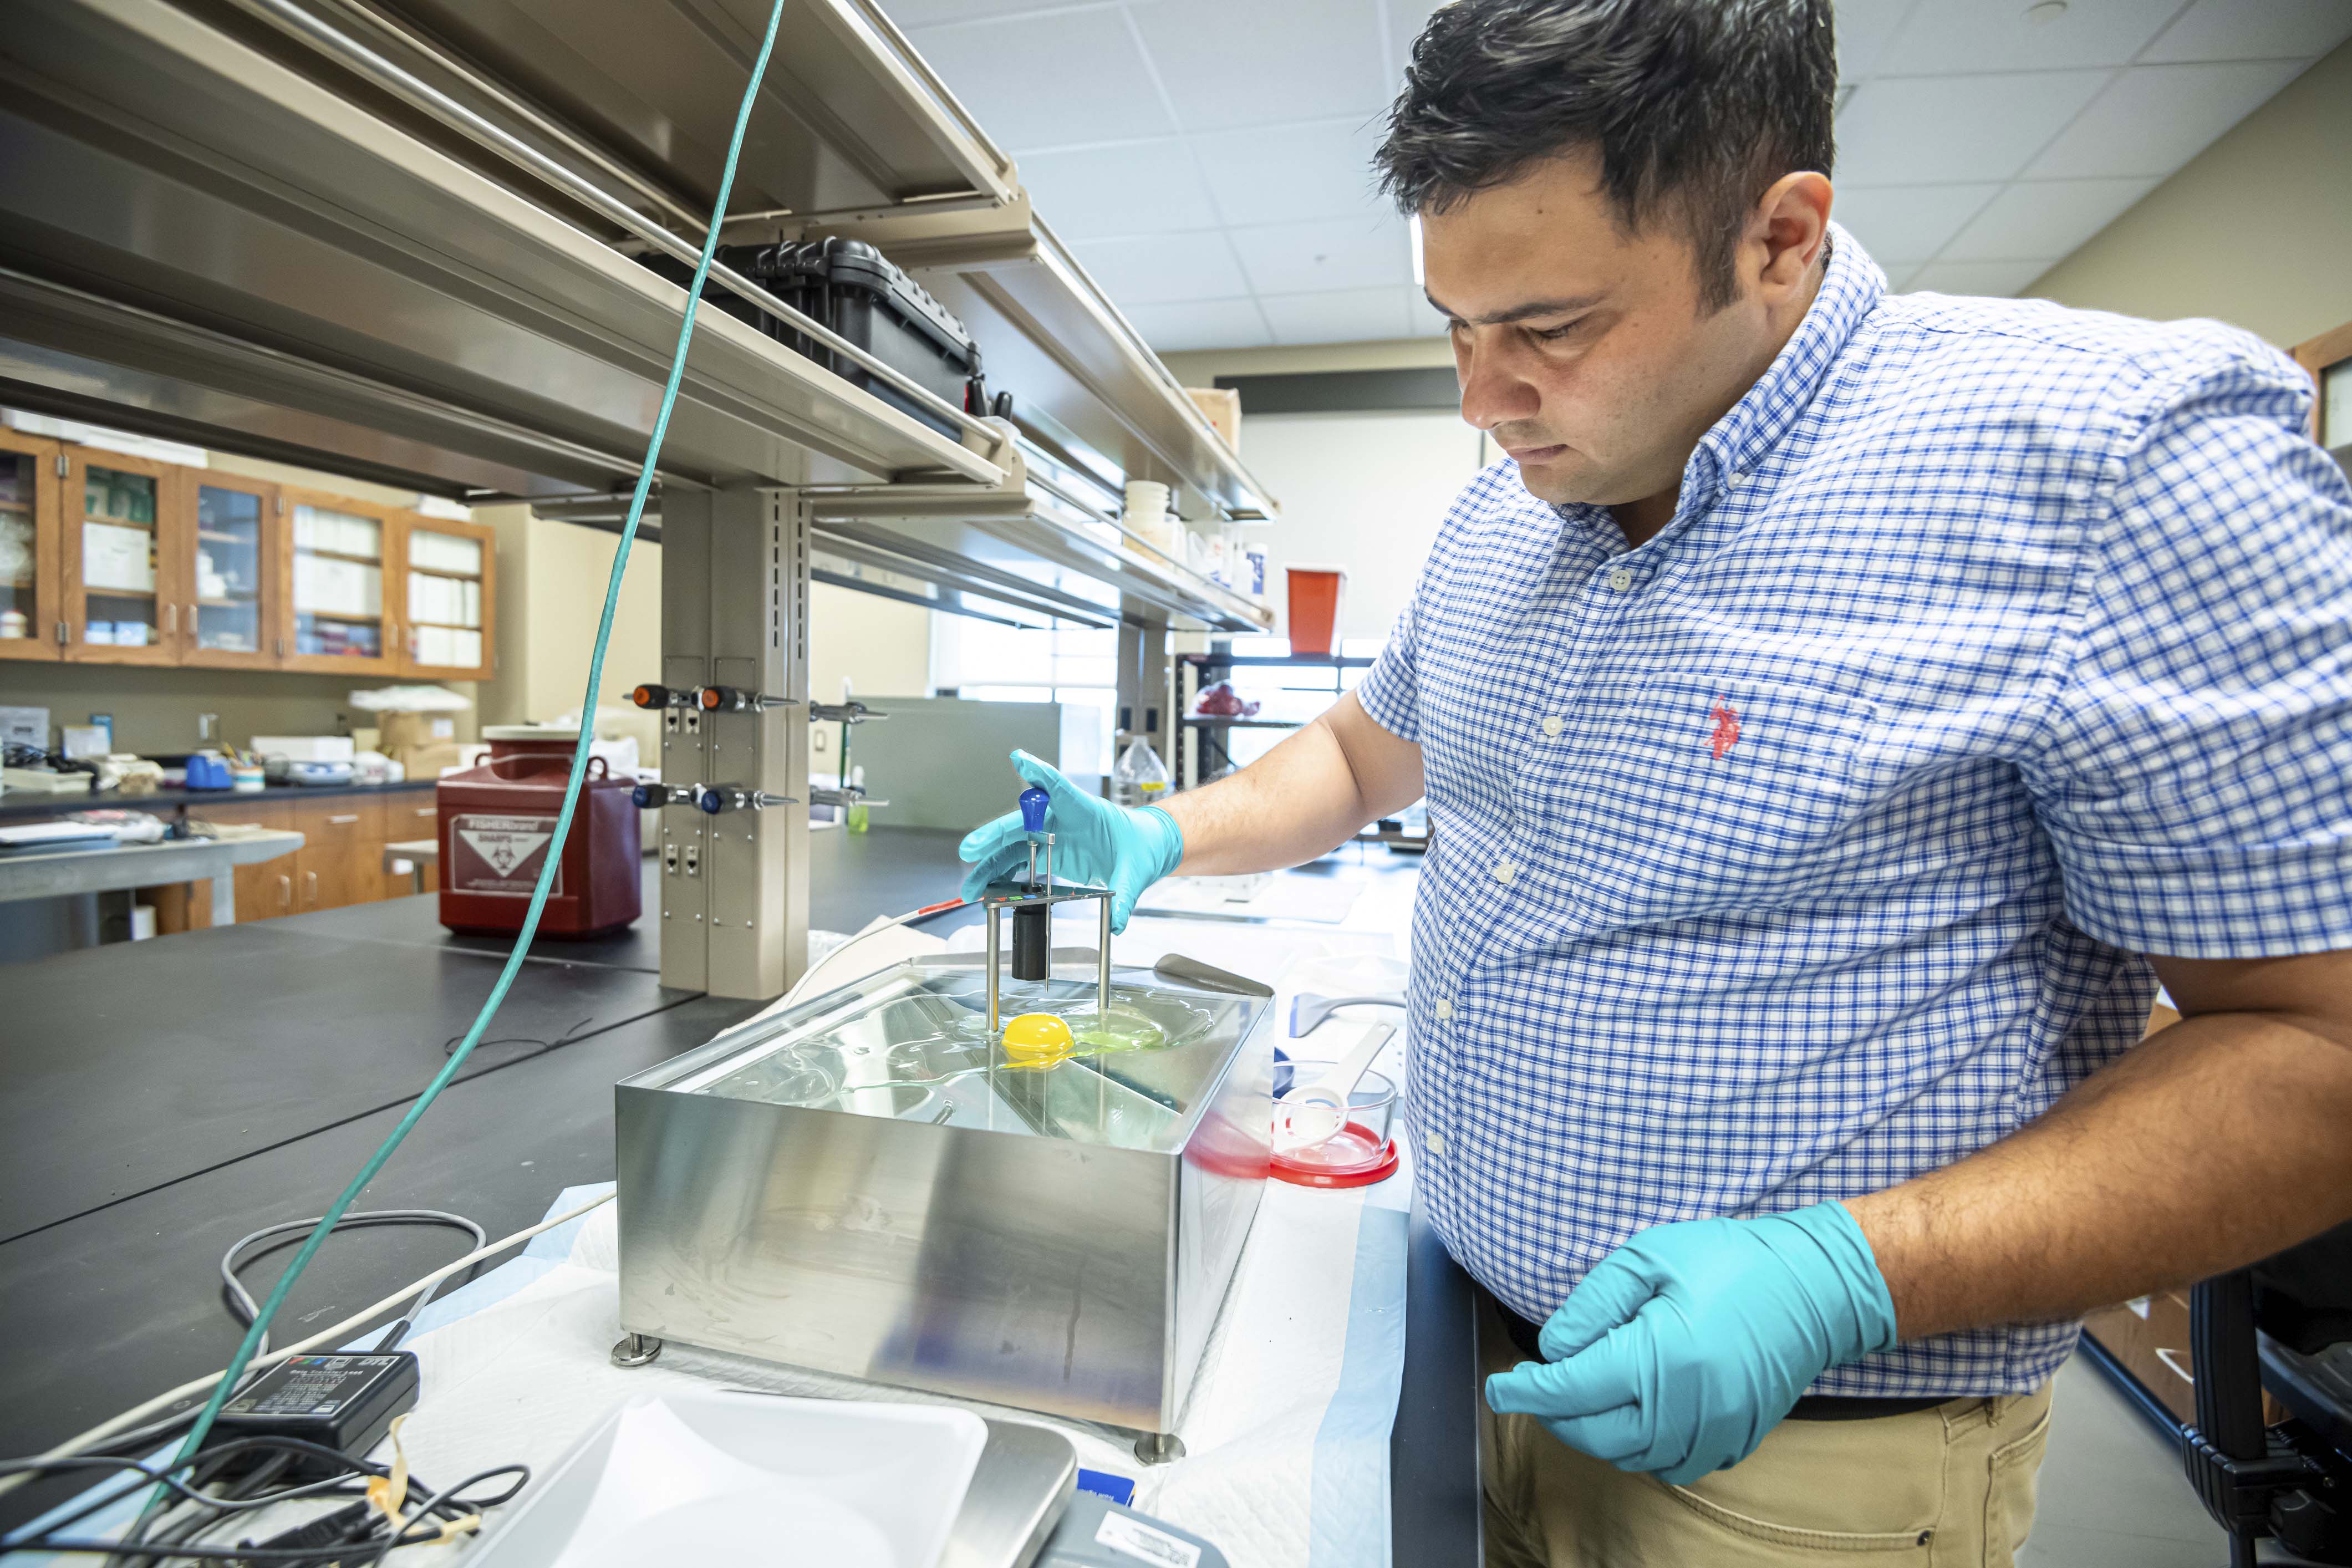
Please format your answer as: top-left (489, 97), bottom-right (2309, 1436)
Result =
top-left (806, 449), bottom-right (1274, 633)
top-left (0, 0), bottom-right (1000, 497)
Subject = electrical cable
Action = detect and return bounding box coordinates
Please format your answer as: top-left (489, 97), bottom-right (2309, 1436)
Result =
top-left (141, 0), bottom-right (792, 1516)
top-left (220, 1210), bottom-right (487, 1356)
top-left (0, 1443), bottom-right (527, 1564)
top-left (1, 1192), bottom-right (609, 1496)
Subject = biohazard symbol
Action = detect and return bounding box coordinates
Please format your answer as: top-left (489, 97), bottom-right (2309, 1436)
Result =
top-left (1709, 699), bottom-right (1742, 760)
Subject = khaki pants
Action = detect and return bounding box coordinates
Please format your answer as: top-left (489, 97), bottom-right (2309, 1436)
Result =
top-left (1479, 1297), bottom-right (2054, 1567)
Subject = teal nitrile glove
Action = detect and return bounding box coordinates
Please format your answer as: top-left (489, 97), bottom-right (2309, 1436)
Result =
top-left (958, 750), bottom-right (1184, 933)
top-left (1485, 1203), bottom-right (1898, 1485)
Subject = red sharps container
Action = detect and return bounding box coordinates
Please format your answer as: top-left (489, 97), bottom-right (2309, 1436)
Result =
top-left (437, 727), bottom-right (641, 938)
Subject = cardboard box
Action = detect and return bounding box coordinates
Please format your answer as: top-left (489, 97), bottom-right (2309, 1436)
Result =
top-left (1186, 387), bottom-right (1241, 450)
top-left (399, 741), bottom-right (467, 780)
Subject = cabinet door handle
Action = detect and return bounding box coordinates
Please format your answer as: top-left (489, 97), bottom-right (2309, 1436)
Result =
top-left (278, 875), bottom-right (292, 910)
top-left (328, 813), bottom-right (360, 824)
top-left (305, 870), bottom-right (318, 905)
top-left (164, 603), bottom-right (177, 634)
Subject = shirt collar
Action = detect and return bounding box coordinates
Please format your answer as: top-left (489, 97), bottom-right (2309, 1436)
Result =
top-left (1692, 222), bottom-right (1885, 492)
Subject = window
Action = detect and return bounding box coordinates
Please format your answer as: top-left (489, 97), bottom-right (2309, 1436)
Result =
top-left (931, 617), bottom-right (1118, 779)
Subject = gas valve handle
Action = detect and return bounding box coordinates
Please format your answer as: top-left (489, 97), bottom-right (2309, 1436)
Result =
top-left (628, 683), bottom-right (698, 710)
top-left (697, 685), bottom-right (800, 714)
top-left (694, 785), bottom-right (800, 814)
top-left (631, 782), bottom-right (698, 808)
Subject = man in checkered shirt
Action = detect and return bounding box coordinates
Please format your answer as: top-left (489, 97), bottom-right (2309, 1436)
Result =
top-left (961, 0), bottom-right (2352, 1559)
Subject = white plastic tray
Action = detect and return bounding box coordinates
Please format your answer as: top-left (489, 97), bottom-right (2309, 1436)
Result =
top-left (467, 1390), bottom-right (988, 1568)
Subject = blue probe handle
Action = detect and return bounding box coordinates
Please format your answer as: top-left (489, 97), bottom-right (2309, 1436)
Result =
top-left (1019, 785), bottom-right (1050, 836)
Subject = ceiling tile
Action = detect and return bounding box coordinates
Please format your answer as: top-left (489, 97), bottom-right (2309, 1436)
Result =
top-left (1940, 176), bottom-right (2156, 259)
top-left (1835, 0), bottom-right (1922, 80)
top-left (1836, 69), bottom-right (2114, 184)
top-left (1131, 0), bottom-right (1389, 131)
top-left (1016, 139), bottom-right (1221, 238)
top-left (2026, 59), bottom-right (2307, 177)
top-left (1068, 230), bottom-right (1250, 304)
top-left (1877, 0), bottom-right (2182, 74)
top-left (1831, 182), bottom-right (2002, 264)
top-left (880, 0), bottom-right (1066, 27)
top-left (1228, 212), bottom-right (1412, 295)
top-left (1909, 258), bottom-right (2060, 297)
top-left (2141, 0), bottom-right (2352, 63)
top-left (1190, 116), bottom-right (1388, 228)
top-left (1124, 297), bottom-right (1274, 352)
top-left (1387, 0), bottom-right (1449, 78)
top-left (904, 9), bottom-right (1172, 152)
top-left (1260, 287), bottom-right (1413, 345)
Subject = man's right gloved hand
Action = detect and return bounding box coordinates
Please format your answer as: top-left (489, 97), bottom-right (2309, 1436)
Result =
top-left (958, 750), bottom-right (1184, 933)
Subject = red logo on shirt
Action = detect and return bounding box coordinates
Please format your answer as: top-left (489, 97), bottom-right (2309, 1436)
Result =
top-left (1710, 699), bottom-right (1743, 760)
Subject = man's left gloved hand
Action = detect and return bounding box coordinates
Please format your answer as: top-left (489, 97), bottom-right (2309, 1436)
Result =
top-left (1484, 1202), bottom-right (1899, 1485)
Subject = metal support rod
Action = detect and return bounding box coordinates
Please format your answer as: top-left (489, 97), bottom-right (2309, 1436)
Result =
top-left (227, 0), bottom-right (1010, 459)
top-left (985, 904), bottom-right (1001, 1035)
top-left (1098, 895), bottom-right (1112, 1018)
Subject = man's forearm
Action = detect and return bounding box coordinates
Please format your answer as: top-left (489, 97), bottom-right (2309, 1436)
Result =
top-left (1158, 694), bottom-right (1423, 876)
top-left (1845, 1004), bottom-right (2352, 1342)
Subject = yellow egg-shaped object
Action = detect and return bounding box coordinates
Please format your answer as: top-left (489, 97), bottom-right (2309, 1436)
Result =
top-left (1001, 1011), bottom-right (1075, 1065)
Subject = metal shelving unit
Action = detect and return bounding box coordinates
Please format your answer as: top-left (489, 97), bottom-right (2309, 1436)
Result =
top-left (0, 0), bottom-right (1281, 995)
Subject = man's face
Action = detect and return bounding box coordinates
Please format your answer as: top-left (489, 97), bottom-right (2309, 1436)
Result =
top-left (1422, 151), bottom-right (1779, 510)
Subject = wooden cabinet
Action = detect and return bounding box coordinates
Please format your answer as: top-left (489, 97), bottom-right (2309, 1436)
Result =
top-left (291, 797), bottom-right (373, 913)
top-left (180, 470), bottom-right (282, 668)
top-left (1, 446), bottom-right (497, 676)
top-left (0, 429), bottom-right (62, 660)
top-left (62, 447), bottom-right (180, 666)
top-left (398, 513), bottom-right (495, 680)
top-left (185, 800), bottom-right (298, 925)
top-left (281, 486), bottom-right (399, 675)
top-left (184, 790), bottom-right (441, 923)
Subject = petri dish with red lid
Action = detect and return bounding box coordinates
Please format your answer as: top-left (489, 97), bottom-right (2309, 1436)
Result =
top-left (1271, 1068), bottom-right (1399, 1188)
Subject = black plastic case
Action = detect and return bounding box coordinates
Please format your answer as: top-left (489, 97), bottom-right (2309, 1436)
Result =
top-left (648, 237), bottom-right (981, 436)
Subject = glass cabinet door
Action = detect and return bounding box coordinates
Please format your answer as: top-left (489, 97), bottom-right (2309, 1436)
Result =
top-left (283, 488), bottom-right (395, 673)
top-left (184, 473), bottom-right (278, 666)
top-left (0, 431), bottom-right (62, 662)
top-left (63, 449), bottom-right (179, 665)
top-left (397, 514), bottom-right (494, 679)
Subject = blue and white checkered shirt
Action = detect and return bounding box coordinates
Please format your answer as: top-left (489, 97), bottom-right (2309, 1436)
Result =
top-left (1356, 225), bottom-right (2352, 1397)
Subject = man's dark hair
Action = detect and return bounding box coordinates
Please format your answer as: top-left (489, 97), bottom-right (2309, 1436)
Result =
top-left (1376, 0), bottom-right (1836, 310)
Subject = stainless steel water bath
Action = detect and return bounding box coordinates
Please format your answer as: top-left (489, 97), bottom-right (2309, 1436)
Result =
top-left (614, 951), bottom-right (1275, 1438)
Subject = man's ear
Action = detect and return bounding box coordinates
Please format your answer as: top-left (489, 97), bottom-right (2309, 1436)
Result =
top-left (1749, 171), bottom-right (1832, 306)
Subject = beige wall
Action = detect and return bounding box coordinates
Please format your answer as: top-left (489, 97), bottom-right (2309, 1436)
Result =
top-left (473, 505), bottom-right (665, 762)
top-left (2030, 42), bottom-right (2352, 350)
top-left (472, 513), bottom-right (933, 773)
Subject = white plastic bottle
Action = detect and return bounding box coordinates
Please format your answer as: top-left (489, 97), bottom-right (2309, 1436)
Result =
top-left (1112, 737), bottom-right (1172, 808)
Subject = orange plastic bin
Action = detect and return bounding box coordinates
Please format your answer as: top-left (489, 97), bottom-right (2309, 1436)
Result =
top-left (1285, 563), bottom-right (1348, 656)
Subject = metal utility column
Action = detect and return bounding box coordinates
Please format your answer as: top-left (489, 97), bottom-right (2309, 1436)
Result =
top-left (659, 485), bottom-right (811, 999)
top-left (1116, 621), bottom-right (1172, 781)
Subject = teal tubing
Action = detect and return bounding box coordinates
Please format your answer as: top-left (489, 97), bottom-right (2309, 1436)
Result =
top-left (152, 0), bottom-right (791, 1497)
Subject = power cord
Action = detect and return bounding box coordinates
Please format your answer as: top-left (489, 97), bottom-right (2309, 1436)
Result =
top-left (146, 0), bottom-right (792, 1509)
top-left (0, 1440), bottom-right (527, 1564)
top-left (221, 1210), bottom-right (487, 1355)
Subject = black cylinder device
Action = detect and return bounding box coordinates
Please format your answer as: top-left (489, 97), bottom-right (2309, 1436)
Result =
top-left (1011, 903), bottom-right (1050, 982)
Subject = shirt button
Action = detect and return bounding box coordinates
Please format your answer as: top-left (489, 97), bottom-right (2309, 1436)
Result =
top-left (1493, 860), bottom-right (1515, 885)
top-left (1425, 1128), bottom-right (1447, 1159)
top-left (1541, 715), bottom-right (1564, 737)
top-left (1434, 997), bottom-right (1454, 1022)
top-left (1606, 568), bottom-right (1635, 593)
